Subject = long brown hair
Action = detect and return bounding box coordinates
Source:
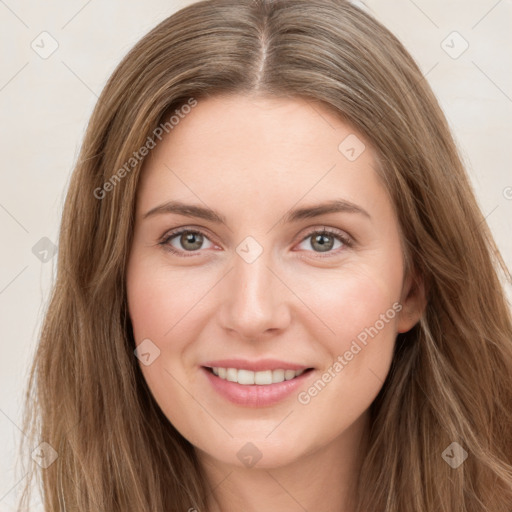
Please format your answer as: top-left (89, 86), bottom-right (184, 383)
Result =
top-left (19, 0), bottom-right (512, 510)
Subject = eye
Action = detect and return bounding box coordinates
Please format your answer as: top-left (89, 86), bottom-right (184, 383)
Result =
top-left (295, 227), bottom-right (352, 256)
top-left (159, 228), bottom-right (214, 256)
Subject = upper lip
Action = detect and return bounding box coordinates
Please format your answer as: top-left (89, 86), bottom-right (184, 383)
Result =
top-left (202, 359), bottom-right (313, 372)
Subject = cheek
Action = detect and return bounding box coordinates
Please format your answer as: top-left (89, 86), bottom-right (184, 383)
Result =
top-left (126, 259), bottom-right (208, 439)
top-left (127, 259), bottom-right (209, 345)
top-left (294, 263), bottom-right (401, 426)
top-left (300, 259), bottom-right (403, 346)
top-left (295, 262), bottom-right (402, 408)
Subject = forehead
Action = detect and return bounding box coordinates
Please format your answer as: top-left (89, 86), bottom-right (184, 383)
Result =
top-left (136, 94), bottom-right (387, 220)
top-left (151, 94), bottom-right (365, 164)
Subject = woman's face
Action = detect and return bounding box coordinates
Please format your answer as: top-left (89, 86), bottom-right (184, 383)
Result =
top-left (126, 94), bottom-right (423, 469)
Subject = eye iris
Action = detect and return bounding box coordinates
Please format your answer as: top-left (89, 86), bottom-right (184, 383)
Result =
top-left (181, 232), bottom-right (203, 251)
top-left (311, 233), bottom-right (334, 252)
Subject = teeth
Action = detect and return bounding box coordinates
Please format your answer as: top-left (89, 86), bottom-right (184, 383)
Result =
top-left (238, 369), bottom-right (255, 385)
top-left (210, 367), bottom-right (306, 385)
top-left (226, 368), bottom-right (237, 382)
top-left (285, 369), bottom-right (297, 380)
top-left (272, 369), bottom-right (285, 383)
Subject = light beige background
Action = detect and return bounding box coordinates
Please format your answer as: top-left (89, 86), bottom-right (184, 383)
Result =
top-left (0, 0), bottom-right (511, 510)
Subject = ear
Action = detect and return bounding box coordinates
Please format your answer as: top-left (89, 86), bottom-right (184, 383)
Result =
top-left (396, 270), bottom-right (427, 334)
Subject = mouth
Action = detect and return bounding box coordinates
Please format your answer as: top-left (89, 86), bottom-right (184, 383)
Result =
top-left (201, 365), bottom-right (315, 407)
top-left (200, 358), bottom-right (316, 407)
top-left (202, 366), bottom-right (315, 386)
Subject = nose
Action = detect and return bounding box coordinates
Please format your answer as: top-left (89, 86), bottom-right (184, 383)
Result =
top-left (217, 250), bottom-right (291, 340)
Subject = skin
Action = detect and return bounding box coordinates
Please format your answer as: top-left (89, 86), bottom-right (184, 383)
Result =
top-left (126, 94), bottom-right (425, 512)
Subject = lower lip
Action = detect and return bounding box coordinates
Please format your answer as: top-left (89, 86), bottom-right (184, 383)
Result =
top-left (201, 367), bottom-right (314, 407)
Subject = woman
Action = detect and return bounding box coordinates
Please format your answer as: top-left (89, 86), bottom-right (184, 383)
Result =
top-left (20, 0), bottom-right (512, 510)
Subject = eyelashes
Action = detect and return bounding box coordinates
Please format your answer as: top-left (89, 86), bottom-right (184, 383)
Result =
top-left (158, 226), bottom-right (353, 258)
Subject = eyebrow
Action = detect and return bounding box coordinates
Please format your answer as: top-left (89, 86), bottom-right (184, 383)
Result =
top-left (143, 199), bottom-right (371, 224)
